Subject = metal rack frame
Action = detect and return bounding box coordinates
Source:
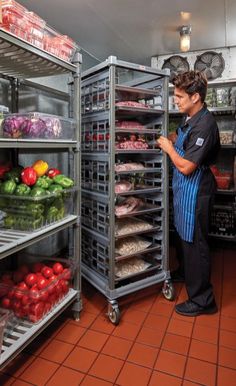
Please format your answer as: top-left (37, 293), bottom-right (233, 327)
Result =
top-left (0, 29), bottom-right (81, 368)
top-left (81, 56), bottom-right (173, 324)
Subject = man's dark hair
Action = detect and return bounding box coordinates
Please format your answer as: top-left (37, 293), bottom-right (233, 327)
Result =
top-left (172, 71), bottom-right (208, 102)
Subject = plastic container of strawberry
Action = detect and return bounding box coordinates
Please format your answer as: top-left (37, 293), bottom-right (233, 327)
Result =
top-left (0, 0), bottom-right (28, 40)
top-left (24, 11), bottom-right (45, 49)
top-left (0, 258), bottom-right (74, 323)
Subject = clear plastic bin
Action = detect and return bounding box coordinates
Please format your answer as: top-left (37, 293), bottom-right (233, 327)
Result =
top-left (0, 188), bottom-right (76, 231)
top-left (0, 0), bottom-right (28, 40)
top-left (25, 11), bottom-right (45, 49)
top-left (0, 308), bottom-right (16, 353)
top-left (43, 25), bottom-right (77, 62)
top-left (0, 258), bottom-right (74, 323)
top-left (1, 112), bottom-right (76, 140)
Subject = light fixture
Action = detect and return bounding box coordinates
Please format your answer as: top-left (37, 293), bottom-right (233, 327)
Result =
top-left (180, 25), bottom-right (191, 52)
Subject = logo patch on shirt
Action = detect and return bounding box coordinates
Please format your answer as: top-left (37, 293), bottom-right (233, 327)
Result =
top-left (196, 137), bottom-right (204, 146)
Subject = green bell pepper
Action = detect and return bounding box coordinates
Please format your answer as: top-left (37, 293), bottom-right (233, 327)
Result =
top-left (52, 174), bottom-right (74, 188)
top-left (1, 180), bottom-right (17, 195)
top-left (46, 206), bottom-right (59, 222)
top-left (35, 175), bottom-right (53, 189)
top-left (4, 166), bottom-right (23, 184)
top-left (4, 215), bottom-right (15, 228)
top-left (48, 184), bottom-right (64, 194)
top-left (30, 187), bottom-right (46, 197)
top-left (15, 183), bottom-right (31, 196)
top-left (26, 203), bottom-right (45, 218)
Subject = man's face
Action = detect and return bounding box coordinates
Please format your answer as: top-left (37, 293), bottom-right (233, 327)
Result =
top-left (174, 87), bottom-right (198, 115)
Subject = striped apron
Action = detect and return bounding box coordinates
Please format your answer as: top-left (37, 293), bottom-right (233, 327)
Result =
top-left (172, 111), bottom-right (208, 242)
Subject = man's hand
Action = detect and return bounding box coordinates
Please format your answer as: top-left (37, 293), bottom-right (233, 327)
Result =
top-left (157, 136), bottom-right (174, 155)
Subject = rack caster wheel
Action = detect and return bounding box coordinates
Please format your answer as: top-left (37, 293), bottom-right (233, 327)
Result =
top-left (73, 311), bottom-right (80, 321)
top-left (162, 280), bottom-right (175, 301)
top-left (107, 302), bottom-right (120, 325)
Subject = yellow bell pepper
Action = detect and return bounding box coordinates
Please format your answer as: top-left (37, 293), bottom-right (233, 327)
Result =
top-left (32, 160), bottom-right (49, 177)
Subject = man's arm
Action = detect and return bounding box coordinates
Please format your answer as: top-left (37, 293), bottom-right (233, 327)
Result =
top-left (157, 136), bottom-right (197, 176)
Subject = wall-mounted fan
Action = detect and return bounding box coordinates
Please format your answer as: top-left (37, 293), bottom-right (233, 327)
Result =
top-left (162, 55), bottom-right (189, 83)
top-left (194, 51), bottom-right (225, 80)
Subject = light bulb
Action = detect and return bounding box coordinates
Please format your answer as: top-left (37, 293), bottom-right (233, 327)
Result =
top-left (180, 25), bottom-right (191, 52)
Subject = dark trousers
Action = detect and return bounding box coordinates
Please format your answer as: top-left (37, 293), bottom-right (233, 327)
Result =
top-left (175, 193), bottom-right (215, 308)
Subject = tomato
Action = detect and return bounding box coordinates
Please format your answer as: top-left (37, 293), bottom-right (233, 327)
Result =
top-left (7, 289), bottom-right (15, 299)
top-left (48, 294), bottom-right (57, 305)
top-left (37, 276), bottom-right (48, 290)
top-left (25, 273), bottom-right (38, 287)
top-left (32, 262), bottom-right (45, 273)
top-left (29, 285), bottom-right (40, 302)
top-left (52, 262), bottom-right (64, 275)
top-left (11, 299), bottom-right (22, 312)
top-left (40, 290), bottom-right (49, 302)
top-left (30, 302), bottom-right (45, 322)
top-left (44, 302), bottom-right (51, 314)
top-left (41, 266), bottom-right (54, 279)
top-left (15, 282), bottom-right (28, 300)
top-left (60, 280), bottom-right (69, 294)
top-left (1, 297), bottom-right (11, 309)
top-left (0, 285), bottom-right (10, 297)
top-left (21, 295), bottom-right (29, 306)
top-left (62, 268), bottom-right (71, 280)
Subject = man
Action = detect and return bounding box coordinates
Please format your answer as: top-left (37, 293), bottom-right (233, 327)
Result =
top-left (157, 71), bottom-right (220, 316)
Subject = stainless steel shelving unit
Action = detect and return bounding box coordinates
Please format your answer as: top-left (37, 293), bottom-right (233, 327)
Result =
top-left (0, 29), bottom-right (81, 369)
top-left (81, 56), bottom-right (173, 324)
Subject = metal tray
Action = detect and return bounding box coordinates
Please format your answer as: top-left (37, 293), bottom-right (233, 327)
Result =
top-left (115, 204), bottom-right (162, 218)
top-left (115, 167), bottom-right (162, 175)
top-left (115, 243), bottom-right (162, 262)
top-left (116, 149), bottom-right (161, 154)
top-left (115, 127), bottom-right (160, 134)
top-left (115, 225), bottom-right (161, 239)
top-left (115, 186), bottom-right (161, 196)
top-left (115, 260), bottom-right (162, 282)
top-left (115, 85), bottom-right (161, 99)
top-left (115, 106), bottom-right (164, 115)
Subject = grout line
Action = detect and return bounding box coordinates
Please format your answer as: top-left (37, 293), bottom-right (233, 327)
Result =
top-left (215, 248), bottom-right (226, 386)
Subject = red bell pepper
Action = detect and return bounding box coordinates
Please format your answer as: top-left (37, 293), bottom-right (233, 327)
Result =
top-left (0, 165), bottom-right (11, 178)
top-left (46, 168), bottom-right (61, 179)
top-left (21, 167), bottom-right (37, 186)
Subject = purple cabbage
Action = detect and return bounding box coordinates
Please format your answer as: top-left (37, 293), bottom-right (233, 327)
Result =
top-left (21, 117), bottom-right (46, 138)
top-left (2, 115), bottom-right (63, 139)
top-left (43, 117), bottom-right (62, 138)
top-left (2, 116), bottom-right (26, 138)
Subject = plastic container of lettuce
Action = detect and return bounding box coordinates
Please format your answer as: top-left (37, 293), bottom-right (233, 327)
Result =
top-left (1, 112), bottom-right (76, 141)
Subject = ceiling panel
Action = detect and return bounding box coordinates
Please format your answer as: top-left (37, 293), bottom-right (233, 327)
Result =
top-left (18, 0), bottom-right (236, 69)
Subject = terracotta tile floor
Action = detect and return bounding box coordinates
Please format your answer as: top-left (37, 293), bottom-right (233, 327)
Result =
top-left (1, 245), bottom-right (236, 385)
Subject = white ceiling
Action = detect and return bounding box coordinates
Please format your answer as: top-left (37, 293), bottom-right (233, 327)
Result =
top-left (19, 0), bottom-right (236, 69)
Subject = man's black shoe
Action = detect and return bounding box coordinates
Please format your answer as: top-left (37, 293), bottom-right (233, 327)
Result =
top-left (171, 270), bottom-right (185, 283)
top-left (175, 300), bottom-right (218, 317)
